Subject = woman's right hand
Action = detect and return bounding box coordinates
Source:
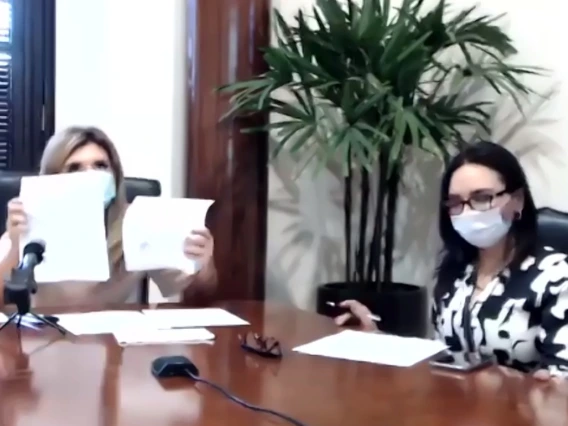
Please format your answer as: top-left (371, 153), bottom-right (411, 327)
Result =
top-left (6, 198), bottom-right (27, 242)
top-left (334, 300), bottom-right (378, 332)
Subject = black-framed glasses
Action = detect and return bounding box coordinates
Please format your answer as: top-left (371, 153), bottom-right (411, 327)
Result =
top-left (444, 189), bottom-right (508, 216)
top-left (239, 332), bottom-right (282, 359)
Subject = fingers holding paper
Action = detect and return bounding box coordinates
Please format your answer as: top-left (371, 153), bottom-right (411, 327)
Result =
top-left (6, 198), bottom-right (27, 239)
top-left (183, 228), bottom-right (214, 265)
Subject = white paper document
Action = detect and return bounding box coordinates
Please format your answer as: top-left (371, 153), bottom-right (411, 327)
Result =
top-left (293, 330), bottom-right (447, 367)
top-left (123, 197), bottom-right (214, 275)
top-left (114, 327), bottom-right (215, 346)
top-left (141, 308), bottom-right (249, 329)
top-left (19, 172), bottom-right (111, 283)
top-left (54, 310), bottom-right (151, 335)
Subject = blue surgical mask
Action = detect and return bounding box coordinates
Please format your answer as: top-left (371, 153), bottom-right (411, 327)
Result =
top-left (103, 172), bottom-right (116, 207)
top-left (84, 170), bottom-right (116, 207)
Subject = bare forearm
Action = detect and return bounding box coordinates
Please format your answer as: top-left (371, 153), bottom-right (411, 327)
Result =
top-left (183, 260), bottom-right (218, 305)
top-left (0, 247), bottom-right (19, 306)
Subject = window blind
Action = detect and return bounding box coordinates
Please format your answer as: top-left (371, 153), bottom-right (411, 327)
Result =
top-left (0, 0), bottom-right (55, 172)
top-left (0, 0), bottom-right (11, 170)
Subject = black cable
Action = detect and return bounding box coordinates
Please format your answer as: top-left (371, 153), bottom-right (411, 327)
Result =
top-left (184, 368), bottom-right (308, 426)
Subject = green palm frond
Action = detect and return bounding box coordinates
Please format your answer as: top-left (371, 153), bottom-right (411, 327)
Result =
top-left (218, 0), bottom-right (543, 174)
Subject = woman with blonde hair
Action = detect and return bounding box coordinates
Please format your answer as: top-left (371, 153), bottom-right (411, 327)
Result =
top-left (0, 126), bottom-right (217, 307)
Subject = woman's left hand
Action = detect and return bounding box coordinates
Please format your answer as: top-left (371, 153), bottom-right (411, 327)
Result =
top-left (184, 228), bottom-right (214, 267)
top-left (497, 366), bottom-right (568, 385)
top-left (533, 369), bottom-right (568, 385)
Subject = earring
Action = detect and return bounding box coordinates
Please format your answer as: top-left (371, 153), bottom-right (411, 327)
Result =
top-left (514, 211), bottom-right (522, 220)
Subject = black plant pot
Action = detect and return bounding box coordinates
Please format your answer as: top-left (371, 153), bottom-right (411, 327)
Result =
top-left (316, 281), bottom-right (429, 338)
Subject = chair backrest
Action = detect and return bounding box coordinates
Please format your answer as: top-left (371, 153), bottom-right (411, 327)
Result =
top-left (0, 172), bottom-right (26, 234)
top-left (0, 172), bottom-right (161, 303)
top-left (537, 207), bottom-right (568, 254)
top-left (123, 177), bottom-right (162, 203)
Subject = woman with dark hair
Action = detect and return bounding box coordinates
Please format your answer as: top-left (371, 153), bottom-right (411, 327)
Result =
top-left (336, 141), bottom-right (568, 379)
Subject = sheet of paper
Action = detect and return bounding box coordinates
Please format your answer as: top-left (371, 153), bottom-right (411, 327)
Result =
top-left (141, 308), bottom-right (249, 329)
top-left (114, 327), bottom-right (215, 346)
top-left (54, 310), bottom-right (152, 335)
top-left (293, 330), bottom-right (447, 367)
top-left (123, 197), bottom-right (214, 275)
top-left (19, 172), bottom-right (111, 283)
top-left (0, 312), bottom-right (8, 323)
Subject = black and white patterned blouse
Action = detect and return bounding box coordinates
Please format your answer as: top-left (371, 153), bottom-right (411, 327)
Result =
top-left (432, 245), bottom-right (568, 376)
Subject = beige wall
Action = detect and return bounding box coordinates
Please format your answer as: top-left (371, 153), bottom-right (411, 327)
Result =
top-left (56, 0), bottom-right (188, 302)
top-left (56, 0), bottom-right (568, 307)
top-left (266, 0), bottom-right (568, 310)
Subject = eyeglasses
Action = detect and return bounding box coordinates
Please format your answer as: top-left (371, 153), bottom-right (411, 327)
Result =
top-left (239, 332), bottom-right (282, 359)
top-left (444, 189), bottom-right (508, 216)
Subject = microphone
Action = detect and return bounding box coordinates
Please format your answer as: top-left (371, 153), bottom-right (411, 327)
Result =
top-left (18, 241), bottom-right (45, 284)
top-left (151, 356), bottom-right (308, 426)
top-left (3, 241), bottom-right (45, 314)
top-left (0, 240), bottom-right (65, 334)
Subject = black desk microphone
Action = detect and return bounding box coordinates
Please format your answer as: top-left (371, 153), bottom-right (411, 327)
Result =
top-left (0, 241), bottom-right (66, 334)
top-left (151, 355), bottom-right (308, 426)
top-left (151, 355), bottom-right (199, 378)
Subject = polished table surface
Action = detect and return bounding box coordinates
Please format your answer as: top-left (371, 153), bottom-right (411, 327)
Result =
top-left (0, 301), bottom-right (567, 426)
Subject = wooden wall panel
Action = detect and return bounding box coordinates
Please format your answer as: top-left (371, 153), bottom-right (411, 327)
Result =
top-left (183, 0), bottom-right (269, 302)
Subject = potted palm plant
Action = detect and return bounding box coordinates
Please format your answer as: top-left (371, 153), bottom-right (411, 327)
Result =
top-left (219, 0), bottom-right (540, 337)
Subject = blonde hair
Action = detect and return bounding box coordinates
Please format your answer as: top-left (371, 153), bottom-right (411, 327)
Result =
top-left (39, 126), bottom-right (127, 272)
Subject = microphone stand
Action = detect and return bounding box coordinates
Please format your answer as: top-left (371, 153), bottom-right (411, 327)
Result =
top-left (0, 267), bottom-right (66, 335)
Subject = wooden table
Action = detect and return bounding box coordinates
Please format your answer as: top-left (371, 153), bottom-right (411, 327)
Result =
top-left (0, 301), bottom-right (566, 426)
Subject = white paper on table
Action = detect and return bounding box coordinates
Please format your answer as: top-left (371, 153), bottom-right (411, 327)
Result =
top-left (18, 172), bottom-right (111, 283)
top-left (54, 310), bottom-right (153, 335)
top-left (293, 330), bottom-right (447, 367)
top-left (123, 197), bottom-right (214, 275)
top-left (141, 308), bottom-right (249, 329)
top-left (114, 327), bottom-right (215, 346)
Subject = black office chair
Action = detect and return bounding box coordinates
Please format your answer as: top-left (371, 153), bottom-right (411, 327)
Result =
top-left (537, 207), bottom-right (568, 254)
top-left (0, 172), bottom-right (161, 303)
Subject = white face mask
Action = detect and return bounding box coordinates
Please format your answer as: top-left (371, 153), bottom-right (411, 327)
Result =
top-left (451, 207), bottom-right (512, 248)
